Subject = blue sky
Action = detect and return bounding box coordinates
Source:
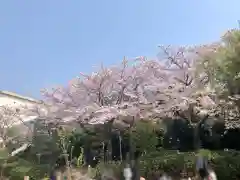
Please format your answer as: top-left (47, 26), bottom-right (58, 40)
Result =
top-left (0, 0), bottom-right (239, 99)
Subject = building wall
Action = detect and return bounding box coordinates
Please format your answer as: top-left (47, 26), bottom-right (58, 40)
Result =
top-left (0, 92), bottom-right (38, 107)
top-left (0, 92), bottom-right (41, 147)
top-left (0, 92), bottom-right (41, 125)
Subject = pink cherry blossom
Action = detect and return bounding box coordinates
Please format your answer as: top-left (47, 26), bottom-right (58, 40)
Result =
top-left (40, 45), bottom-right (217, 127)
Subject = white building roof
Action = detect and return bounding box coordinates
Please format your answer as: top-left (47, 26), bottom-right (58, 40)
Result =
top-left (0, 91), bottom-right (41, 103)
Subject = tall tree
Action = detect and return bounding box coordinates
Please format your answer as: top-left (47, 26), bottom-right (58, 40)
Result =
top-left (39, 46), bottom-right (217, 150)
top-left (198, 29), bottom-right (240, 129)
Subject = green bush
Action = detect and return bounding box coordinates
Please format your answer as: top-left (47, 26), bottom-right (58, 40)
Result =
top-left (93, 150), bottom-right (240, 180)
top-left (210, 150), bottom-right (240, 179)
top-left (2, 157), bottom-right (50, 180)
top-left (139, 150), bottom-right (196, 178)
top-left (92, 161), bottom-right (124, 179)
top-left (131, 121), bottom-right (160, 154)
top-left (139, 150), bottom-right (240, 180)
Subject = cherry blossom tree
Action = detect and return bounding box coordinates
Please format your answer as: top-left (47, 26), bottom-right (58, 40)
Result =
top-left (38, 45), bottom-right (219, 151)
top-left (0, 105), bottom-right (33, 149)
top-left (44, 54), bottom-right (184, 122)
top-left (0, 105), bottom-right (19, 148)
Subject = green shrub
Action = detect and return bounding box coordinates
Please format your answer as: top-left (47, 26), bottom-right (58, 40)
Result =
top-left (210, 150), bottom-right (240, 179)
top-left (93, 161), bottom-right (124, 179)
top-left (131, 121), bottom-right (160, 154)
top-left (2, 158), bottom-right (50, 180)
top-left (139, 150), bottom-right (240, 180)
top-left (93, 150), bottom-right (240, 180)
top-left (139, 150), bottom-right (196, 178)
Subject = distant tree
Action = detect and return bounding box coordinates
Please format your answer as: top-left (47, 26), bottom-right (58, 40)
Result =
top-left (0, 105), bottom-right (31, 149)
top-left (198, 29), bottom-right (240, 129)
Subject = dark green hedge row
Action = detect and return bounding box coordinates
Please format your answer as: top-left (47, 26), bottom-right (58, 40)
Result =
top-left (94, 150), bottom-right (240, 180)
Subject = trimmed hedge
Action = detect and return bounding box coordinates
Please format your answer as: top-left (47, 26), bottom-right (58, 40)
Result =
top-left (94, 150), bottom-right (240, 180)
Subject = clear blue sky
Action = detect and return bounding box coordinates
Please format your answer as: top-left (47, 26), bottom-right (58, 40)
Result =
top-left (0, 0), bottom-right (239, 99)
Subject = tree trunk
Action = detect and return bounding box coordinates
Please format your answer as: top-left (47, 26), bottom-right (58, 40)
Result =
top-left (108, 139), bottom-right (112, 161)
top-left (64, 153), bottom-right (72, 180)
top-left (103, 120), bottom-right (114, 162)
top-left (129, 117), bottom-right (136, 161)
top-left (119, 133), bottom-right (123, 162)
top-left (192, 124), bottom-right (201, 150)
top-left (129, 127), bottom-right (135, 161)
top-left (132, 159), bottom-right (140, 180)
